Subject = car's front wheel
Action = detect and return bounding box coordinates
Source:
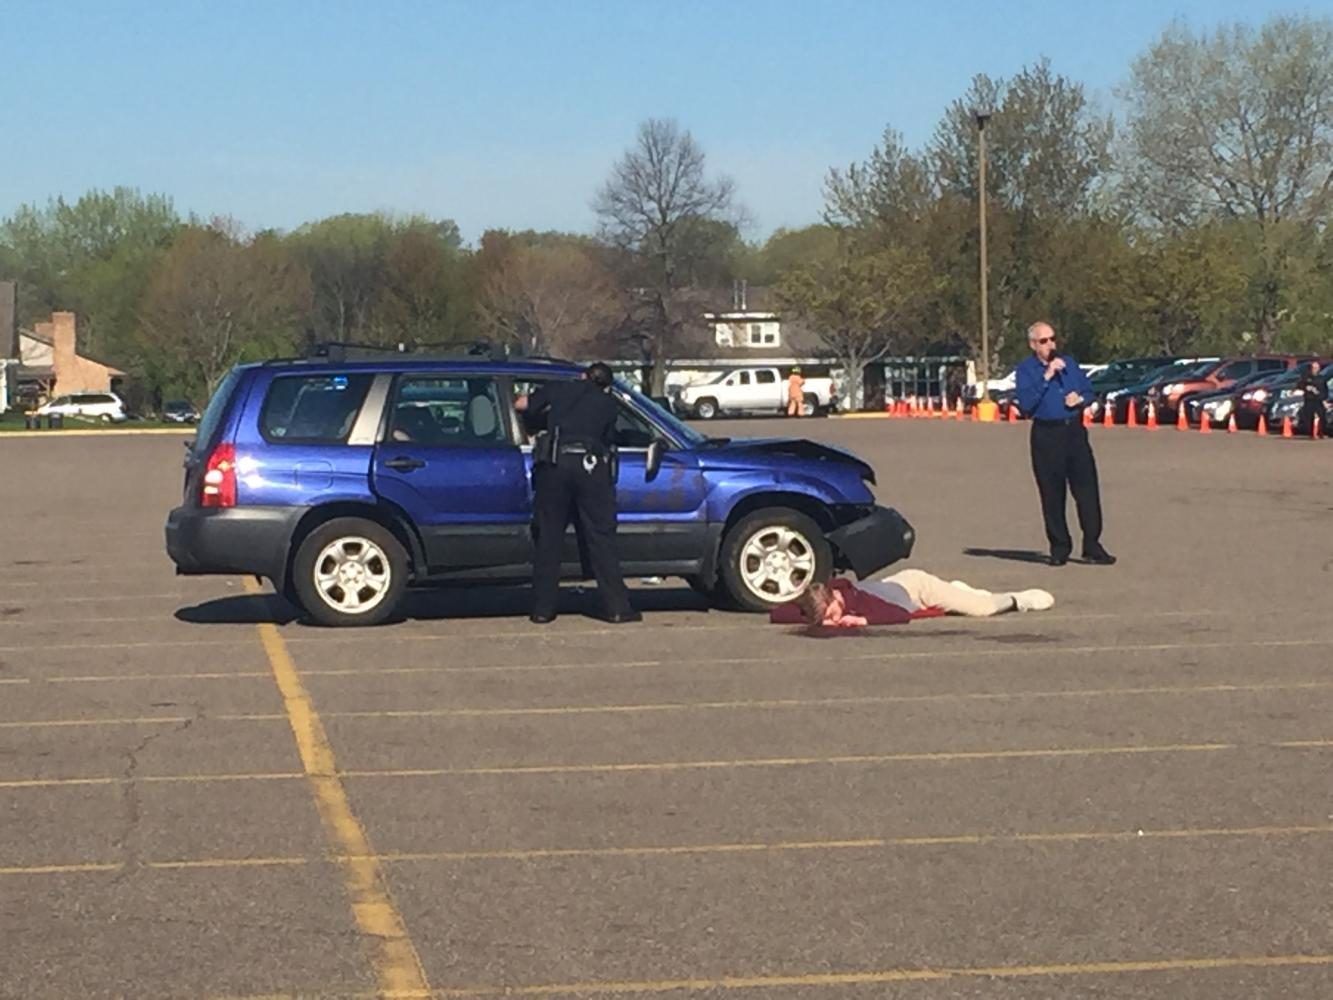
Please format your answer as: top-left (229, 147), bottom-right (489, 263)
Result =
top-left (291, 518), bottom-right (408, 627)
top-left (718, 508), bottom-right (832, 612)
top-left (694, 397), bottom-right (719, 420)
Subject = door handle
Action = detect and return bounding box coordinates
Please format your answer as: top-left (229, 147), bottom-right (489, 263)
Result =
top-left (384, 456), bottom-right (426, 472)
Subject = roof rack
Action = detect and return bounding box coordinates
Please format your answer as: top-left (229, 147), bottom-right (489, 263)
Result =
top-left (302, 337), bottom-right (511, 362)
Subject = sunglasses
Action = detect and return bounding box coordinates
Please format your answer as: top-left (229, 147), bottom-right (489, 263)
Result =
top-left (1033, 337), bottom-right (1055, 345)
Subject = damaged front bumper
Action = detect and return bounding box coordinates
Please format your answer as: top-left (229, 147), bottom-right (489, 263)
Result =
top-left (827, 505), bottom-right (916, 580)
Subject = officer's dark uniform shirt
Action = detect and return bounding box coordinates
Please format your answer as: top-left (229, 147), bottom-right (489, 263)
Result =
top-left (528, 379), bottom-right (618, 449)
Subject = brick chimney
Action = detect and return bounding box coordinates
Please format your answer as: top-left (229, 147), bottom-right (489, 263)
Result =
top-left (52, 312), bottom-right (77, 387)
top-left (0, 281), bottom-right (15, 359)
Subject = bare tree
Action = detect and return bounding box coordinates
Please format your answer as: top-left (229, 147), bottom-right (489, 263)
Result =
top-left (593, 118), bottom-right (740, 393)
top-left (478, 241), bottom-right (623, 358)
top-left (1123, 15), bottom-right (1333, 345)
top-left (140, 224), bottom-right (310, 396)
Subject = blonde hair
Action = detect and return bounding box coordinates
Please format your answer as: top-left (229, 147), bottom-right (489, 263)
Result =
top-left (795, 582), bottom-right (832, 623)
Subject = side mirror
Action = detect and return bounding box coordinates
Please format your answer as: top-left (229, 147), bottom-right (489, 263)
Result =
top-left (645, 440), bottom-right (664, 481)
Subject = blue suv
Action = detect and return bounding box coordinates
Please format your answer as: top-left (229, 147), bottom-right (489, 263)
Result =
top-left (165, 353), bottom-right (914, 626)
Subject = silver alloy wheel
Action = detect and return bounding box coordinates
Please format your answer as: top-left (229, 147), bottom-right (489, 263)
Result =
top-left (738, 524), bottom-right (816, 602)
top-left (312, 536), bottom-right (392, 615)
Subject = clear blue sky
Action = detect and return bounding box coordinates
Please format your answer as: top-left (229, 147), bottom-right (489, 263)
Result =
top-left (6, 0), bottom-right (1326, 244)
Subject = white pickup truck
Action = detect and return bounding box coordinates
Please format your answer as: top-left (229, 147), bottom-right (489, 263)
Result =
top-left (675, 367), bottom-right (837, 419)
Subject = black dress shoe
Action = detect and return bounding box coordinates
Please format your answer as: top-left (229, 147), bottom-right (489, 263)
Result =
top-left (529, 611), bottom-right (557, 624)
top-left (1049, 553), bottom-right (1069, 567)
top-left (1082, 548), bottom-right (1117, 565)
top-left (606, 609), bottom-right (642, 624)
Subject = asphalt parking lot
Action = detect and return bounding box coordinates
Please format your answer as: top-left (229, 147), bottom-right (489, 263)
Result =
top-left (2, 419), bottom-right (1331, 1000)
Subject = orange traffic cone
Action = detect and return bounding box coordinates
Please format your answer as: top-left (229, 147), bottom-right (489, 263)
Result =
top-left (1176, 405), bottom-right (1188, 431)
top-left (970, 404), bottom-right (977, 422)
top-left (1282, 416), bottom-right (1294, 438)
top-left (1007, 401), bottom-right (1018, 423)
top-left (1146, 402), bottom-right (1158, 430)
top-left (1257, 413), bottom-right (1268, 436)
top-left (1227, 413), bottom-right (1238, 434)
top-left (1127, 401), bottom-right (1138, 428)
top-left (955, 398), bottom-right (965, 420)
top-left (1082, 405), bottom-right (1093, 428)
top-left (1103, 402), bottom-right (1114, 427)
top-left (1199, 410), bottom-right (1211, 434)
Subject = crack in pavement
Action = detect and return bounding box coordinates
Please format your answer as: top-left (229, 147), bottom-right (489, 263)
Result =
top-left (107, 704), bottom-right (207, 888)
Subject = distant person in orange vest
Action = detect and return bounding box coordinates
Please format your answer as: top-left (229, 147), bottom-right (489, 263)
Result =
top-left (786, 367), bottom-right (805, 417)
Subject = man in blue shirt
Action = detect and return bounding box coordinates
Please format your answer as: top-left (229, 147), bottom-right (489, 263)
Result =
top-left (1014, 322), bottom-right (1115, 567)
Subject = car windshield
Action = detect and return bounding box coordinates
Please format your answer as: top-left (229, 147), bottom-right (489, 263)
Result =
top-left (615, 380), bottom-right (707, 446)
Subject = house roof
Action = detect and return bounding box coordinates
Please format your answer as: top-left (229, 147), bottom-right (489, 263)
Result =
top-left (19, 328), bottom-right (126, 375)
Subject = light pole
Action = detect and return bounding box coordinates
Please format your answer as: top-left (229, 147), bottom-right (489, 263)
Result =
top-left (974, 110), bottom-right (998, 421)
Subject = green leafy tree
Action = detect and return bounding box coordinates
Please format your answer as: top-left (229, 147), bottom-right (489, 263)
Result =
top-left (777, 236), bottom-right (937, 408)
top-left (1123, 15), bottom-right (1333, 347)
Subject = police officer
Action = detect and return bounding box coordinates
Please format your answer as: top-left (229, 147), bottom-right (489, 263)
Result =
top-left (1297, 360), bottom-right (1328, 438)
top-left (518, 363), bottom-right (640, 625)
top-left (1015, 321), bottom-right (1116, 567)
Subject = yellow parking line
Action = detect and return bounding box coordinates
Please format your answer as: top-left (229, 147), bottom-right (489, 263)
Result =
top-left (244, 578), bottom-right (430, 999)
top-left (204, 951), bottom-right (1333, 998)
top-left (345, 741), bottom-right (1245, 779)
top-left (25, 637), bottom-right (1333, 687)
top-left (317, 680), bottom-right (1333, 722)
top-left (6, 822), bottom-right (1333, 879)
top-left (4, 739), bottom-right (1330, 790)
top-left (423, 953), bottom-right (1333, 996)
top-left (6, 633), bottom-right (1332, 658)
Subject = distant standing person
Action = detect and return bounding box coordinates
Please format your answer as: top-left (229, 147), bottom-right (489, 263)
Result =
top-left (1297, 360), bottom-right (1328, 438)
top-left (786, 367), bottom-right (805, 417)
top-left (1015, 322), bottom-right (1116, 567)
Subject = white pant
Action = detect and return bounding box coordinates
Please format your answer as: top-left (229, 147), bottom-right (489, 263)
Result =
top-left (863, 569), bottom-right (1015, 617)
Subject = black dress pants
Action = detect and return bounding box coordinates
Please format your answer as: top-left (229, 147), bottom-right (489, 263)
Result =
top-left (1030, 420), bottom-right (1104, 558)
top-left (531, 453), bottom-right (633, 617)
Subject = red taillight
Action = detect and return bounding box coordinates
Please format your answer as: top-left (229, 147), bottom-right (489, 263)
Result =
top-left (200, 442), bottom-right (237, 508)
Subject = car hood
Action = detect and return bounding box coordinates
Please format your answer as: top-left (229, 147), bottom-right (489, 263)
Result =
top-left (695, 437), bottom-right (876, 484)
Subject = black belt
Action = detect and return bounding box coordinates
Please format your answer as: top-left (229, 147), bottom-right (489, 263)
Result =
top-left (1032, 416), bottom-right (1080, 427)
top-left (556, 443), bottom-right (606, 456)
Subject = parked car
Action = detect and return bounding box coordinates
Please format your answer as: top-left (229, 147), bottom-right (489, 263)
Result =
top-left (1095, 359), bottom-right (1216, 424)
top-left (166, 353), bottom-right (913, 625)
top-left (161, 400), bottom-right (201, 424)
top-left (1145, 356), bottom-right (1302, 424)
top-left (1266, 362), bottom-right (1333, 435)
top-left (674, 367), bottom-right (837, 419)
top-left (1223, 369), bottom-right (1302, 429)
top-left (1182, 369), bottom-right (1280, 428)
top-left (35, 392), bottom-right (128, 423)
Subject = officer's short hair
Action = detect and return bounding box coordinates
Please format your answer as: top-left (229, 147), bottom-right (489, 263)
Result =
top-left (586, 362), bottom-right (614, 388)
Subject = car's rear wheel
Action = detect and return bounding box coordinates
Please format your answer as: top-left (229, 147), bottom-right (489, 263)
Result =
top-left (292, 518), bottom-right (407, 627)
top-left (695, 397), bottom-right (719, 420)
top-left (718, 508), bottom-right (831, 612)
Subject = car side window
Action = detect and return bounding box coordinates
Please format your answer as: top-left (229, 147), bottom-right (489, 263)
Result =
top-left (613, 397), bottom-right (662, 449)
top-left (1258, 359), bottom-right (1286, 371)
top-left (261, 374), bottom-right (373, 443)
top-left (756, 370), bottom-right (777, 384)
top-left (738, 371), bottom-right (752, 385)
top-left (390, 376), bottom-right (510, 448)
top-left (1217, 361), bottom-right (1252, 380)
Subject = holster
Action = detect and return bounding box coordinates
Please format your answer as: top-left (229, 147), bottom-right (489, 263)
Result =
top-left (532, 426), bottom-right (560, 466)
top-left (608, 446), bottom-right (619, 482)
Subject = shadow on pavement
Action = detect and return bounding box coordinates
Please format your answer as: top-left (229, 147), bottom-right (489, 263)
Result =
top-left (963, 546), bottom-right (1051, 565)
top-left (175, 584), bottom-right (714, 627)
top-left (175, 594), bottom-right (301, 626)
